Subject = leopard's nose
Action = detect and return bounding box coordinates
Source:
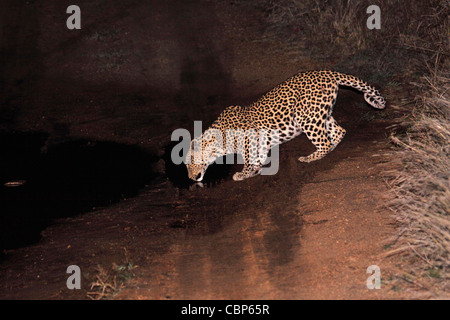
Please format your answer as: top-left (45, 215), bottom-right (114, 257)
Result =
top-left (195, 173), bottom-right (202, 181)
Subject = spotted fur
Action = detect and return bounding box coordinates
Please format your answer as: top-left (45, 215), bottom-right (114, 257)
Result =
top-left (185, 70), bottom-right (386, 182)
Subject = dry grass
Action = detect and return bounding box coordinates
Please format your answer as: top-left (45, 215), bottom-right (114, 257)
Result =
top-left (87, 250), bottom-right (138, 300)
top-left (87, 262), bottom-right (137, 300)
top-left (87, 265), bottom-right (123, 300)
top-left (388, 67), bottom-right (450, 295)
top-left (247, 0), bottom-right (449, 69)
top-left (262, 0), bottom-right (368, 53)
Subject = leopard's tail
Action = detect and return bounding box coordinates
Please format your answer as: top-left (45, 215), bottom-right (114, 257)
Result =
top-left (333, 72), bottom-right (386, 109)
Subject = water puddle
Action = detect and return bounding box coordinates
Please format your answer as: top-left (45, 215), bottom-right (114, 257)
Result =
top-left (0, 131), bottom-right (158, 250)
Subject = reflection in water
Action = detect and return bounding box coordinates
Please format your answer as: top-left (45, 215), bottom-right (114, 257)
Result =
top-left (0, 132), bottom-right (158, 251)
top-left (171, 205), bottom-right (303, 299)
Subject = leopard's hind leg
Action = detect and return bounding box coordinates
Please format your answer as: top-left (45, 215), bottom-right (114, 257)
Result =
top-left (298, 107), bottom-right (334, 163)
top-left (326, 116), bottom-right (346, 151)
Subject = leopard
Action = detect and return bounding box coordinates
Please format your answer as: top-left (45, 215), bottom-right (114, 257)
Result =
top-left (184, 70), bottom-right (386, 182)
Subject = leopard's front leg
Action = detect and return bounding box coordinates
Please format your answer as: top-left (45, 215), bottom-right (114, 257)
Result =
top-left (231, 130), bottom-right (265, 181)
top-left (233, 164), bottom-right (262, 181)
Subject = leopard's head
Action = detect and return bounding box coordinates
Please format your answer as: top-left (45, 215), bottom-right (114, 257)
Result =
top-left (185, 130), bottom-right (223, 182)
top-left (186, 162), bottom-right (208, 182)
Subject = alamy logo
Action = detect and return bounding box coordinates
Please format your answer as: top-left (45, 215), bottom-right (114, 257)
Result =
top-left (366, 5), bottom-right (381, 30)
top-left (366, 265), bottom-right (381, 289)
top-left (171, 121), bottom-right (280, 176)
top-left (66, 5), bottom-right (81, 30)
top-left (66, 265), bottom-right (81, 289)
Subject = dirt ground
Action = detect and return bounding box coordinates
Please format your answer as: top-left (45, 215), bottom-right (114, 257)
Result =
top-left (0, 0), bottom-right (418, 299)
